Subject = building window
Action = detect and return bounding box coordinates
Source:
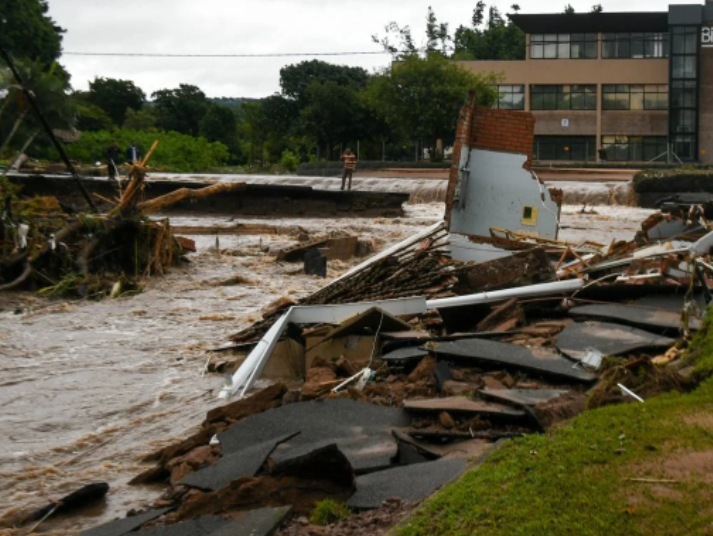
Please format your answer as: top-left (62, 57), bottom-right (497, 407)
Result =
top-left (602, 136), bottom-right (668, 161)
top-left (496, 85), bottom-right (525, 110)
top-left (669, 26), bottom-right (699, 160)
top-left (530, 85), bottom-right (597, 110)
top-left (533, 136), bottom-right (597, 161)
top-left (602, 84), bottom-right (668, 110)
top-left (530, 34), bottom-right (598, 59)
top-left (602, 33), bottom-right (669, 58)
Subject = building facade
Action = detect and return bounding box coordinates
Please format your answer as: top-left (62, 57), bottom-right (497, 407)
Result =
top-left (459, 3), bottom-right (713, 164)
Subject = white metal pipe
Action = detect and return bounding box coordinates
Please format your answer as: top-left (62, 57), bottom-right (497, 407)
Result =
top-left (426, 279), bottom-right (584, 310)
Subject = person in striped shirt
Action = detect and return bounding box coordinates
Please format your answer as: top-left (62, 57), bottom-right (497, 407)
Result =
top-left (340, 148), bottom-right (357, 191)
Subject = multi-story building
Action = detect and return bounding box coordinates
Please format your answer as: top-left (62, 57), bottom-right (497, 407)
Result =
top-left (459, 2), bottom-right (713, 164)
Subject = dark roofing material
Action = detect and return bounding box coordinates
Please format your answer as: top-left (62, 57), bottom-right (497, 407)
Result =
top-left (509, 12), bottom-right (668, 33)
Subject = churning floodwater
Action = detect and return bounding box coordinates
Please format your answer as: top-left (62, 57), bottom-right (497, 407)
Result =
top-left (151, 173), bottom-right (634, 206)
top-left (0, 192), bottom-right (650, 535)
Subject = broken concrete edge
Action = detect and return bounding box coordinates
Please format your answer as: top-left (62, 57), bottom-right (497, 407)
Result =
top-left (382, 440), bottom-right (508, 536)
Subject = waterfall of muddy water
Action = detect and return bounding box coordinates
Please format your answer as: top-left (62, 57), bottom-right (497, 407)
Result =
top-left (149, 173), bottom-right (634, 206)
top-left (0, 202), bottom-right (651, 535)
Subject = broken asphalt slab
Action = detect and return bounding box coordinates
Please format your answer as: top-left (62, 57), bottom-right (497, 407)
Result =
top-left (178, 433), bottom-right (298, 491)
top-left (556, 321), bottom-right (675, 360)
top-left (569, 303), bottom-right (701, 333)
top-left (131, 516), bottom-right (228, 536)
top-left (79, 509), bottom-right (170, 536)
top-left (345, 458), bottom-right (467, 509)
top-left (217, 398), bottom-right (410, 474)
top-left (208, 507), bottom-right (291, 536)
top-left (478, 388), bottom-right (569, 408)
top-left (403, 396), bottom-right (525, 419)
top-left (380, 346), bottom-right (429, 365)
top-left (426, 339), bottom-right (598, 383)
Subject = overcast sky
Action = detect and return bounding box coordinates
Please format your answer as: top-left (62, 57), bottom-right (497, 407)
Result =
top-left (48, 0), bottom-right (693, 99)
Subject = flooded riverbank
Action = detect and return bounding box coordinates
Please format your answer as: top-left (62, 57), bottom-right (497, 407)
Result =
top-left (0, 202), bottom-right (652, 535)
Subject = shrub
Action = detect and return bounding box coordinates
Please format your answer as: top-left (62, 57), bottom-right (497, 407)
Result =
top-left (309, 499), bottom-right (351, 526)
top-left (279, 149), bottom-right (301, 173)
top-left (52, 129), bottom-right (230, 172)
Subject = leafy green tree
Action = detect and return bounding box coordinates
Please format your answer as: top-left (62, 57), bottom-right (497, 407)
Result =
top-left (453, 3), bottom-right (525, 60)
top-left (123, 107), bottom-right (157, 131)
top-left (260, 94), bottom-right (301, 161)
top-left (426, 6), bottom-right (452, 56)
top-left (200, 103), bottom-right (239, 159)
top-left (241, 101), bottom-right (269, 164)
top-left (86, 77), bottom-right (145, 125)
top-left (0, 0), bottom-right (64, 68)
top-left (363, 55), bottom-right (497, 160)
top-left (0, 59), bottom-right (72, 155)
top-left (280, 60), bottom-right (369, 104)
top-left (75, 102), bottom-right (114, 131)
top-left (152, 84), bottom-right (208, 137)
top-left (301, 81), bottom-right (365, 160)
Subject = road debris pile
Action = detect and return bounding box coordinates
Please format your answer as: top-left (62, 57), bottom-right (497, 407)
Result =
top-left (0, 160), bottom-right (203, 297)
top-left (44, 98), bottom-right (713, 536)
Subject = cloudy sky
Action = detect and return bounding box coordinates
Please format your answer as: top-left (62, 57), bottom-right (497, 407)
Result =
top-left (48, 0), bottom-right (690, 99)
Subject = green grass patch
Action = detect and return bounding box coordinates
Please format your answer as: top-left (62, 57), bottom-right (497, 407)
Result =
top-left (309, 499), bottom-right (352, 526)
top-left (396, 318), bottom-right (713, 536)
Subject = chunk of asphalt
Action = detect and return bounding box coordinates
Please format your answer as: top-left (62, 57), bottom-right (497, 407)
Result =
top-left (179, 432), bottom-right (299, 491)
top-left (556, 321), bottom-right (676, 360)
top-left (403, 396), bottom-right (525, 420)
top-left (79, 509), bottom-right (170, 536)
top-left (433, 360), bottom-right (452, 392)
top-left (478, 388), bottom-right (569, 408)
top-left (345, 458), bottom-right (467, 509)
top-left (380, 346), bottom-right (429, 365)
top-left (133, 516), bottom-right (227, 536)
top-left (271, 442), bottom-right (354, 487)
top-left (29, 482), bottom-right (109, 521)
top-left (569, 303), bottom-right (700, 333)
top-left (427, 339), bottom-right (597, 383)
top-left (208, 506), bottom-right (292, 536)
top-left (218, 399), bottom-right (409, 473)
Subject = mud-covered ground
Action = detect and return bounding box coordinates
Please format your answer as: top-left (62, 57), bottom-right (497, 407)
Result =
top-left (0, 201), bottom-right (652, 535)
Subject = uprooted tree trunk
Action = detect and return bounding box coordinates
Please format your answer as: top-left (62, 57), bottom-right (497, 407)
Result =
top-left (136, 182), bottom-right (246, 215)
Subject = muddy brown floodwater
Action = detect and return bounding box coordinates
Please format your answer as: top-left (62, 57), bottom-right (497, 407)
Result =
top-left (0, 202), bottom-right (652, 536)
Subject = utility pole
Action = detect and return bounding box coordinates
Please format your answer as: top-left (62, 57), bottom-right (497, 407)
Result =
top-left (0, 46), bottom-right (97, 212)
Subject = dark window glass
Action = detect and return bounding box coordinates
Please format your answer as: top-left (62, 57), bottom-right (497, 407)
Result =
top-left (531, 33), bottom-right (598, 59)
top-left (602, 136), bottom-right (668, 161)
top-left (602, 32), bottom-right (669, 58)
top-left (601, 84), bottom-right (668, 110)
top-left (533, 136), bottom-right (596, 161)
top-left (495, 85), bottom-right (525, 110)
top-left (530, 85), bottom-right (596, 110)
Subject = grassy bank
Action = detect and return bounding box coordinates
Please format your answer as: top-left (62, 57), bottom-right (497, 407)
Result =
top-left (396, 316), bottom-right (713, 536)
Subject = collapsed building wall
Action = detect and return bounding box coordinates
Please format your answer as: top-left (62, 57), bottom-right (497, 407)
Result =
top-left (445, 95), bottom-right (561, 261)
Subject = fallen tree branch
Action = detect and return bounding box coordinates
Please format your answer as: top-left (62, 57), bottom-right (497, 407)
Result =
top-left (0, 260), bottom-right (31, 291)
top-left (137, 182), bottom-right (246, 215)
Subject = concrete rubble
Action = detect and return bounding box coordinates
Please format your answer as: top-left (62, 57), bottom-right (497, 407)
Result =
top-left (19, 96), bottom-right (713, 536)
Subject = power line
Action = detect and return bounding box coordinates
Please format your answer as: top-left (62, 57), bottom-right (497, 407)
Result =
top-left (64, 50), bottom-right (393, 58)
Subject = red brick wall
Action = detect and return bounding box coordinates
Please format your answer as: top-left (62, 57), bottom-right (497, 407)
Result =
top-left (469, 108), bottom-right (535, 168)
top-left (445, 94), bottom-right (536, 226)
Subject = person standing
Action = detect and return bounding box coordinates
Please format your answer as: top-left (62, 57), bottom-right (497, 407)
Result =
top-left (340, 148), bottom-right (356, 191)
top-left (126, 140), bottom-right (142, 165)
top-left (106, 141), bottom-right (120, 180)
top-left (597, 145), bottom-right (608, 165)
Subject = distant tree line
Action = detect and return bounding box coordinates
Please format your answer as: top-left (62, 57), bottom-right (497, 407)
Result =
top-left (0, 1), bottom-right (526, 172)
